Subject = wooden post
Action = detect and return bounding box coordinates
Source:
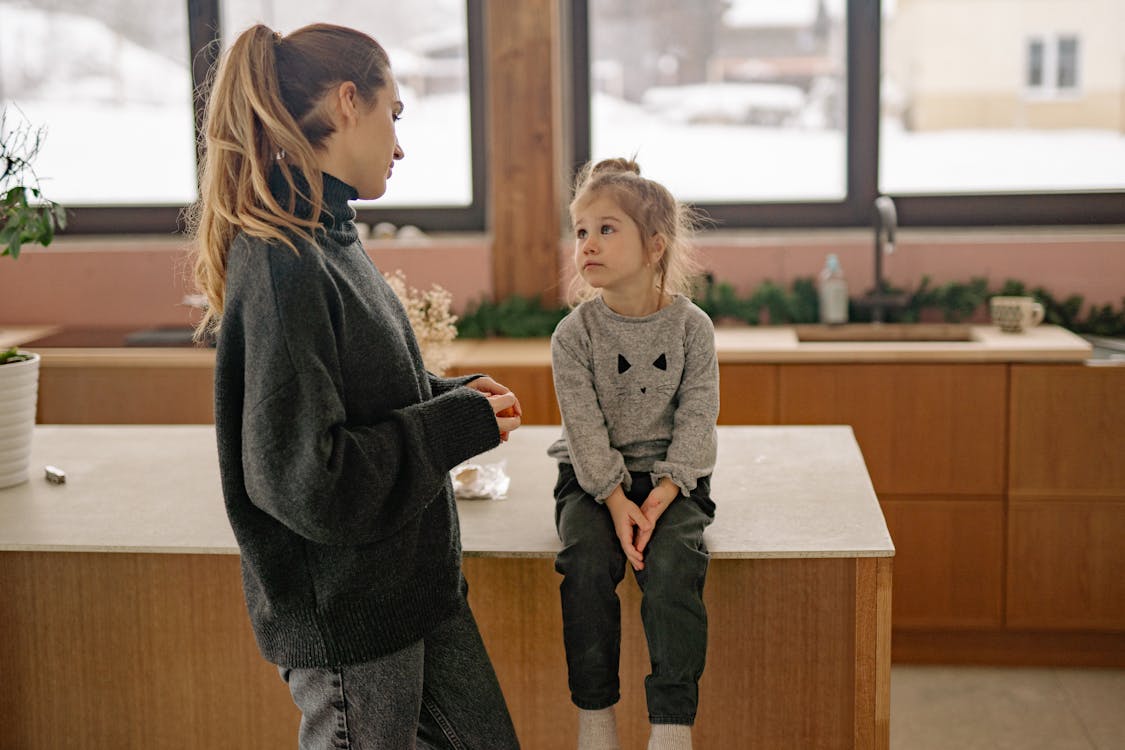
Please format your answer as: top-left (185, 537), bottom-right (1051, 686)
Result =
top-left (486, 0), bottom-right (564, 305)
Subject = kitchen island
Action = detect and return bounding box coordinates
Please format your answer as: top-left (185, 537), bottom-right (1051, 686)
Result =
top-left (0, 425), bottom-right (892, 749)
top-left (14, 322), bottom-right (1121, 668)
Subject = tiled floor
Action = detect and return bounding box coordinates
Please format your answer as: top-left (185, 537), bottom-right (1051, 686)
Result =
top-left (891, 665), bottom-right (1125, 750)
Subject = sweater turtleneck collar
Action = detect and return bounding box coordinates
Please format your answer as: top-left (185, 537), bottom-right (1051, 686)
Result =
top-left (267, 165), bottom-right (360, 245)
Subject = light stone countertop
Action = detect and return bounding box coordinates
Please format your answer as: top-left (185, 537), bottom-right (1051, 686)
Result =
top-left (449, 324), bottom-right (1091, 366)
top-left (0, 425), bottom-right (893, 560)
top-left (11, 323), bottom-right (1091, 365)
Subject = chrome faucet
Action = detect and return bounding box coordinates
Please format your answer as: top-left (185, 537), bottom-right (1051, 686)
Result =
top-left (870, 195), bottom-right (899, 323)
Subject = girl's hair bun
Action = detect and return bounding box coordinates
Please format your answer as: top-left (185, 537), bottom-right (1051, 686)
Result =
top-left (590, 157), bottom-right (641, 177)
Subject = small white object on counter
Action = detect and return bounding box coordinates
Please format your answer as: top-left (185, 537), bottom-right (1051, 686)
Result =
top-left (451, 461), bottom-right (510, 500)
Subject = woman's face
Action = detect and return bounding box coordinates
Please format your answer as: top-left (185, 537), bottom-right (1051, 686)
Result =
top-left (349, 76), bottom-right (405, 200)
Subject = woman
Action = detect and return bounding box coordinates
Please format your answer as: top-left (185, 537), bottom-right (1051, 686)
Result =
top-left (189, 22), bottom-right (521, 749)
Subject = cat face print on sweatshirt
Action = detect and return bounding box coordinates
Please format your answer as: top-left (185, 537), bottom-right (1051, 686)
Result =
top-left (610, 348), bottom-right (678, 403)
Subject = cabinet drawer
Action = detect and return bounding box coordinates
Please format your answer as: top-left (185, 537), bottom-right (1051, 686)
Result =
top-left (779, 364), bottom-right (1007, 495)
top-left (1007, 500), bottom-right (1125, 630)
top-left (880, 496), bottom-right (1004, 629)
top-left (1010, 365), bottom-right (1125, 495)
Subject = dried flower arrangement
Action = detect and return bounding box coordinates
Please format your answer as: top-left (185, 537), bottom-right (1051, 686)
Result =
top-left (384, 269), bottom-right (458, 375)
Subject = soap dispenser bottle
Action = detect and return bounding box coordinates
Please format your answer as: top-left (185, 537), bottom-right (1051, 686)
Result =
top-left (818, 253), bottom-right (849, 325)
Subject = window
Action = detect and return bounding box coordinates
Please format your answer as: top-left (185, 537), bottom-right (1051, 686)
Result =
top-left (0, 0), bottom-right (196, 206)
top-left (583, 0), bottom-right (848, 205)
top-left (573, 0), bottom-right (1125, 227)
top-left (1057, 36), bottom-right (1079, 90)
top-left (0, 0), bottom-right (485, 233)
top-left (1027, 39), bottom-right (1045, 89)
top-left (1026, 35), bottom-right (1081, 94)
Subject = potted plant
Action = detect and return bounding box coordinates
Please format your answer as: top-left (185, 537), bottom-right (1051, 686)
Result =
top-left (0, 107), bottom-right (66, 487)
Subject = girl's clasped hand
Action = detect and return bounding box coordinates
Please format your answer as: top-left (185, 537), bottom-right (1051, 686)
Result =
top-left (604, 476), bottom-right (679, 570)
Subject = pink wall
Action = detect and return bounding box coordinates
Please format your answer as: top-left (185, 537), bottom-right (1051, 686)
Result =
top-left (2, 229), bottom-right (1122, 329)
top-left (0, 236), bottom-right (493, 328)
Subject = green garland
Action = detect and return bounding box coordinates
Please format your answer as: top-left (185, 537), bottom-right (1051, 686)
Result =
top-left (456, 294), bottom-right (569, 338)
top-left (456, 277), bottom-right (1125, 338)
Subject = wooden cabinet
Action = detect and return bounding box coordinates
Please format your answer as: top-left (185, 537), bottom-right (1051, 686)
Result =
top-left (718, 364), bottom-right (777, 425)
top-left (1009, 365), bottom-right (1125, 496)
top-left (0, 551), bottom-right (299, 749)
top-left (465, 555), bottom-right (892, 749)
top-left (775, 364), bottom-right (1009, 630)
top-left (1007, 501), bottom-right (1125, 629)
top-left (1007, 364), bottom-right (1125, 630)
top-left (879, 496), bottom-right (1004, 629)
top-left (776, 364), bottom-right (1007, 496)
top-left (38, 354), bottom-right (214, 424)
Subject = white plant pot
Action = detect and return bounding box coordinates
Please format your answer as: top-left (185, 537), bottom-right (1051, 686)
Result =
top-left (0, 352), bottom-right (39, 488)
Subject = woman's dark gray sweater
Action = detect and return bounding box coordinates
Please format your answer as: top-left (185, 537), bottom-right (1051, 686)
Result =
top-left (214, 172), bottom-right (499, 667)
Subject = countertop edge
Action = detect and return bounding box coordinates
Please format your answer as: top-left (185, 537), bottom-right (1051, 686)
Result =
top-left (25, 324), bottom-right (1093, 365)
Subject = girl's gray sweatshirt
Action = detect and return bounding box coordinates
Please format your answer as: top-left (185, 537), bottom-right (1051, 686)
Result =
top-left (548, 294), bottom-right (720, 501)
top-left (214, 171), bottom-right (499, 668)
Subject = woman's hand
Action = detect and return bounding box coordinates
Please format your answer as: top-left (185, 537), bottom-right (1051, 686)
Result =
top-left (486, 392), bottom-right (521, 441)
top-left (605, 486), bottom-right (652, 571)
top-left (633, 478), bottom-right (680, 554)
top-left (469, 377), bottom-right (522, 441)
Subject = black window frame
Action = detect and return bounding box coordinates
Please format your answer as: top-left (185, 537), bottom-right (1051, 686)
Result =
top-left (570, 0), bottom-right (1125, 228)
top-left (60, 0), bottom-right (487, 234)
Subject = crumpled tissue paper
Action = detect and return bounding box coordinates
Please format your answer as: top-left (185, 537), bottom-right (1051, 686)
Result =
top-left (450, 461), bottom-right (510, 500)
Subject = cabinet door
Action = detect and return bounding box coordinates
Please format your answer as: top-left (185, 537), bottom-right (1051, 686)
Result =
top-left (778, 364), bottom-right (1007, 496)
top-left (717, 364), bottom-right (778, 425)
top-left (38, 364), bottom-right (215, 424)
top-left (1007, 365), bottom-right (1125, 629)
top-left (880, 496), bottom-right (1004, 628)
top-left (1009, 365), bottom-right (1125, 496)
top-left (1007, 501), bottom-right (1125, 630)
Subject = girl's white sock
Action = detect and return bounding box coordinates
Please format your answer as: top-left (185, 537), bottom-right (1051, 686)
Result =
top-left (647, 723), bottom-right (692, 750)
top-left (578, 706), bottom-right (621, 750)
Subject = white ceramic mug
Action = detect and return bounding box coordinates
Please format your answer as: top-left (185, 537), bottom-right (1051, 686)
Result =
top-left (990, 296), bottom-right (1045, 333)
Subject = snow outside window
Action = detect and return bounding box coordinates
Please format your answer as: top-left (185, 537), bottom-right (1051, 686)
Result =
top-left (587, 0), bottom-right (849, 204)
top-left (0, 0), bottom-right (196, 205)
top-left (882, 7), bottom-right (1121, 195)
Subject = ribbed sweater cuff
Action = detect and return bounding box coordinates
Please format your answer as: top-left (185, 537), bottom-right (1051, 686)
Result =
top-left (419, 387), bottom-right (500, 471)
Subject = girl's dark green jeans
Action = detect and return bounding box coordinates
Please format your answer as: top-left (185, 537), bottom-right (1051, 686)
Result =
top-left (553, 462), bottom-right (714, 725)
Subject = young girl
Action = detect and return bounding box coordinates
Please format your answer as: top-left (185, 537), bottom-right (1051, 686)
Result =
top-left (189, 23), bottom-right (522, 749)
top-left (549, 159), bottom-right (719, 750)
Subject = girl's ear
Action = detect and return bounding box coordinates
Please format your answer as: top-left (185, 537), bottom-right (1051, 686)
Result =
top-left (648, 234), bottom-right (667, 266)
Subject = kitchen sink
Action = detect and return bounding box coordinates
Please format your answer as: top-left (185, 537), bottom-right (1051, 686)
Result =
top-left (793, 324), bottom-right (975, 342)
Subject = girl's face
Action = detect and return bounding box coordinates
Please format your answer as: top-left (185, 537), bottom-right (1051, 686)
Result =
top-left (346, 77), bottom-right (405, 200)
top-left (572, 193), bottom-right (660, 298)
